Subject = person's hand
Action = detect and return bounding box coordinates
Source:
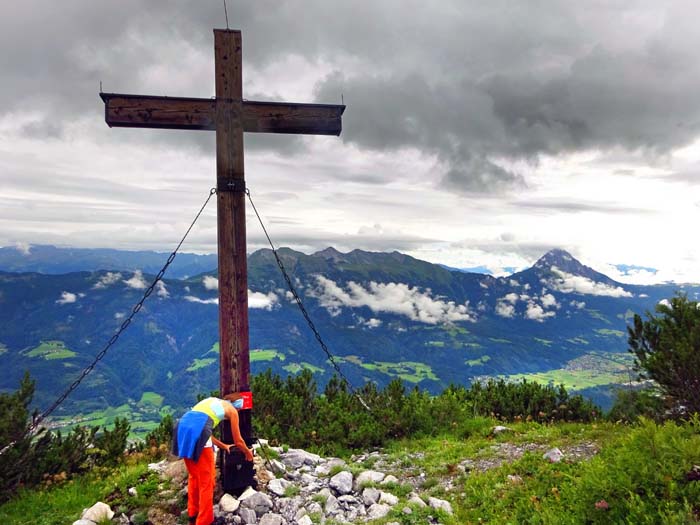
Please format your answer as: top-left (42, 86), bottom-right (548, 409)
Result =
top-left (221, 443), bottom-right (233, 454)
top-left (244, 448), bottom-right (254, 462)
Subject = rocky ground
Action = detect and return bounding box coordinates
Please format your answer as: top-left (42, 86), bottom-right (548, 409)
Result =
top-left (72, 428), bottom-right (601, 525)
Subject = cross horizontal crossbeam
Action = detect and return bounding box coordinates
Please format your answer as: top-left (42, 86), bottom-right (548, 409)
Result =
top-left (99, 93), bottom-right (345, 135)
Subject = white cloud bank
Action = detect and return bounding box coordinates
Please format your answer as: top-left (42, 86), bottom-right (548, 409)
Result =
top-left (495, 301), bottom-right (515, 318)
top-left (495, 290), bottom-right (560, 322)
top-left (525, 301), bottom-right (556, 322)
top-left (56, 291), bottom-right (77, 304)
top-left (14, 242), bottom-right (31, 255)
top-left (311, 276), bottom-right (475, 325)
top-left (548, 267), bottom-right (633, 298)
top-left (203, 276), bottom-right (218, 290)
top-left (185, 290), bottom-right (279, 310)
top-left (93, 272), bottom-right (122, 289)
top-left (248, 291), bottom-right (279, 311)
top-left (156, 280), bottom-right (169, 298)
top-left (185, 295), bottom-right (218, 305)
top-left (123, 271), bottom-right (147, 290)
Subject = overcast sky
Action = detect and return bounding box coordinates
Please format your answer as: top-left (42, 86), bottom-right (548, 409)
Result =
top-left (2, 1), bottom-right (700, 284)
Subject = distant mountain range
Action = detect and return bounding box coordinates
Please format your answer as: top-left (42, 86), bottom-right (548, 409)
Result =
top-left (0, 244), bottom-right (217, 278)
top-left (1, 244), bottom-right (697, 426)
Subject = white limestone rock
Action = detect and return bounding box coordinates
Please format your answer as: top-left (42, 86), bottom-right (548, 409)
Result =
top-left (240, 491), bottom-right (274, 517)
top-left (329, 470), bottom-right (353, 495)
top-left (428, 496), bottom-right (453, 515)
top-left (267, 478), bottom-right (291, 497)
top-left (258, 513), bottom-right (283, 525)
top-left (220, 493), bottom-right (240, 513)
top-left (81, 502), bottom-right (114, 523)
top-left (543, 447), bottom-right (564, 463)
top-left (237, 507), bottom-right (257, 525)
top-left (379, 491), bottom-right (399, 506)
top-left (381, 474), bottom-right (399, 485)
top-left (367, 503), bottom-right (391, 520)
top-left (354, 470), bottom-right (386, 490)
top-left (280, 449), bottom-right (320, 469)
top-left (362, 487), bottom-right (380, 506)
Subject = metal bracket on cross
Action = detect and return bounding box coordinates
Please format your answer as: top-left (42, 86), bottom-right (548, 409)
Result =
top-left (217, 179), bottom-right (247, 192)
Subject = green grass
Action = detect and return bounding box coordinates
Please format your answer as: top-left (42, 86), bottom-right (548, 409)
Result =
top-left (50, 402), bottom-right (159, 441)
top-left (586, 309), bottom-right (611, 324)
top-left (360, 361), bottom-right (438, 383)
top-left (250, 349), bottom-right (285, 362)
top-left (138, 392), bottom-right (163, 408)
top-left (453, 419), bottom-right (700, 524)
top-left (25, 341), bottom-right (76, 360)
top-left (465, 355), bottom-right (490, 366)
top-left (186, 357), bottom-right (216, 371)
top-left (0, 462), bottom-right (165, 525)
top-left (342, 355), bottom-right (365, 365)
top-left (505, 369), bottom-right (622, 390)
top-left (594, 328), bottom-right (626, 337)
top-left (505, 351), bottom-right (636, 390)
top-left (283, 362), bottom-right (324, 374)
top-left (445, 326), bottom-right (470, 336)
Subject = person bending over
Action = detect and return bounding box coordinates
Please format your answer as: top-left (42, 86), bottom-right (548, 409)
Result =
top-left (172, 396), bottom-right (254, 525)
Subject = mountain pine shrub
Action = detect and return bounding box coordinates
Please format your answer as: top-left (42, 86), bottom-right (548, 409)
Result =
top-left (628, 294), bottom-right (700, 416)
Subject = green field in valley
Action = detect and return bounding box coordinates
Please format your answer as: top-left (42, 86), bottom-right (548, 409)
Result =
top-left (504, 351), bottom-right (635, 390)
top-left (25, 340), bottom-right (76, 360)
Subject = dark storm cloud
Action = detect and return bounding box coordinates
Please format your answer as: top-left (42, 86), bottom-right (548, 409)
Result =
top-left (3, 1), bottom-right (700, 193)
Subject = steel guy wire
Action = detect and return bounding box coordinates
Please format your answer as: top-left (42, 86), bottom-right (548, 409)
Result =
top-left (0, 188), bottom-right (217, 457)
top-left (245, 188), bottom-right (371, 412)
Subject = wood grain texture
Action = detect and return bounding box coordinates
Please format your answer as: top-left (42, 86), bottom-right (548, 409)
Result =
top-left (100, 93), bottom-right (344, 135)
top-left (214, 29), bottom-right (249, 397)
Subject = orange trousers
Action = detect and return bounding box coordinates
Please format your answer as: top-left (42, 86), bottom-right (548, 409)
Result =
top-left (184, 447), bottom-right (215, 525)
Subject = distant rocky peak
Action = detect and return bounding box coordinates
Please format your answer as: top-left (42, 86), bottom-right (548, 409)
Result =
top-left (534, 249), bottom-right (584, 273)
top-left (530, 248), bottom-right (616, 286)
top-left (313, 247), bottom-right (346, 261)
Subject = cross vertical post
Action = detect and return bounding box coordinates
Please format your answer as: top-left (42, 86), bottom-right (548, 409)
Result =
top-left (214, 29), bottom-right (253, 493)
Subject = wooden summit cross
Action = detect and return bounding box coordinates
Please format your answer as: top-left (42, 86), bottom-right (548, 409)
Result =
top-left (100, 29), bottom-right (344, 492)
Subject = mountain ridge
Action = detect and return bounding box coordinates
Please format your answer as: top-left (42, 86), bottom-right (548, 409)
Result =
top-left (1, 245), bottom-right (697, 424)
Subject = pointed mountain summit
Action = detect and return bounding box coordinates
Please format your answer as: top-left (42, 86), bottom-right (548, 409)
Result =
top-left (529, 249), bottom-right (618, 285)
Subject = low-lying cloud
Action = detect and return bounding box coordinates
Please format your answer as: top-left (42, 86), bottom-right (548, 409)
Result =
top-left (185, 290), bottom-right (279, 310)
top-left (203, 276), bottom-right (218, 290)
top-left (248, 291), bottom-right (279, 311)
top-left (548, 267), bottom-right (633, 297)
top-left (56, 291), bottom-right (77, 305)
top-left (495, 290), bottom-right (559, 321)
top-left (310, 275), bottom-right (475, 325)
top-left (123, 271), bottom-right (147, 290)
top-left (184, 295), bottom-right (218, 305)
top-left (156, 280), bottom-right (169, 298)
top-left (93, 272), bottom-right (122, 289)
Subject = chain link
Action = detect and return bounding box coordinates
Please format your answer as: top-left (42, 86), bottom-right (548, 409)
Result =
top-left (0, 188), bottom-right (217, 457)
top-left (245, 189), bottom-right (371, 411)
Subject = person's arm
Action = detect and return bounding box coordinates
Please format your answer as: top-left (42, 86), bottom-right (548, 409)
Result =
top-left (223, 401), bottom-right (254, 461)
top-left (211, 436), bottom-right (231, 452)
